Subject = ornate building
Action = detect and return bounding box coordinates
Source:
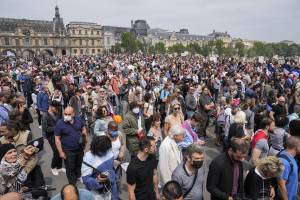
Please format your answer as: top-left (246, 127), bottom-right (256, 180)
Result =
top-left (147, 28), bottom-right (214, 48)
top-left (0, 6), bottom-right (103, 57)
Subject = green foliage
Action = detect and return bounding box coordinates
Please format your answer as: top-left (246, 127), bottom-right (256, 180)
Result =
top-left (168, 43), bottom-right (186, 54)
top-left (110, 43), bottom-right (122, 54)
top-left (149, 42), bottom-right (166, 54)
top-left (235, 41), bottom-right (245, 57)
top-left (120, 32), bottom-right (139, 53)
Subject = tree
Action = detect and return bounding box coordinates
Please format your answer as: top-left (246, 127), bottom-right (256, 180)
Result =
top-left (215, 39), bottom-right (225, 55)
top-left (120, 32), bottom-right (138, 53)
top-left (155, 42), bottom-right (166, 54)
top-left (224, 46), bottom-right (236, 57)
top-left (186, 43), bottom-right (201, 54)
top-left (168, 43), bottom-right (186, 54)
top-left (110, 43), bottom-right (122, 54)
top-left (235, 41), bottom-right (245, 57)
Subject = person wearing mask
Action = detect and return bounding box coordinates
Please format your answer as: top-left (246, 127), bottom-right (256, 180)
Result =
top-left (251, 117), bottom-right (275, 165)
top-left (105, 121), bottom-right (125, 192)
top-left (81, 135), bottom-right (118, 200)
top-left (55, 106), bottom-right (87, 185)
top-left (277, 136), bottom-right (300, 200)
top-left (207, 138), bottom-right (250, 200)
top-left (42, 101), bottom-right (65, 176)
top-left (158, 125), bottom-right (184, 186)
top-left (185, 86), bottom-right (197, 119)
top-left (244, 156), bottom-right (284, 200)
top-left (172, 144), bottom-right (205, 200)
top-left (122, 101), bottom-right (145, 158)
top-left (127, 136), bottom-right (159, 200)
top-left (162, 180), bottom-right (183, 200)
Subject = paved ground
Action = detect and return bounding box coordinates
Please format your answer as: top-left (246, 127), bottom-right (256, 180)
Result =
top-left (31, 115), bottom-right (221, 199)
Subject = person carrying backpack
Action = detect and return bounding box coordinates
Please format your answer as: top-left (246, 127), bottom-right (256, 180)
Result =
top-left (277, 136), bottom-right (300, 200)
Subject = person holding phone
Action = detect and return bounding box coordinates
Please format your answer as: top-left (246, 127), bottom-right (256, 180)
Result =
top-left (0, 143), bottom-right (35, 195)
top-left (81, 135), bottom-right (118, 200)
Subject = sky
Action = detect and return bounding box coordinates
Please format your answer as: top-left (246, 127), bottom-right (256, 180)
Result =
top-left (1, 0), bottom-right (299, 43)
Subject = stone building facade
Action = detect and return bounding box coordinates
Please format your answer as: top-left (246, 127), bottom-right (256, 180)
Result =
top-left (0, 6), bottom-right (103, 57)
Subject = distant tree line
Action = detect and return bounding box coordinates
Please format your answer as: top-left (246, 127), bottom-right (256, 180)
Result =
top-left (110, 32), bottom-right (300, 57)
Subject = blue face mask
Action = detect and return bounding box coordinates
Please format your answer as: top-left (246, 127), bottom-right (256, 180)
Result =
top-left (109, 130), bottom-right (118, 138)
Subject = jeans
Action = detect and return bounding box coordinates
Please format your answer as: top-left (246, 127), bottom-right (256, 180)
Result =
top-left (47, 135), bottom-right (62, 169)
top-left (64, 148), bottom-right (84, 184)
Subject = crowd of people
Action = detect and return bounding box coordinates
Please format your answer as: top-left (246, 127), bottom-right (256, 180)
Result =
top-left (0, 54), bottom-right (300, 200)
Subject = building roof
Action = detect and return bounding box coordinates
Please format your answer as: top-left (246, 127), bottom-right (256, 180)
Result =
top-left (148, 29), bottom-right (213, 41)
top-left (0, 18), bottom-right (53, 33)
top-left (67, 21), bottom-right (101, 30)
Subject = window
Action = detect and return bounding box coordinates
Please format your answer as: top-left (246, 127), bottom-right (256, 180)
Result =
top-left (79, 30), bottom-right (81, 35)
top-left (74, 49), bottom-right (77, 54)
top-left (24, 38), bottom-right (30, 46)
top-left (97, 31), bottom-right (99, 35)
top-left (80, 49), bottom-right (83, 54)
top-left (44, 39), bottom-right (48, 45)
top-left (92, 40), bottom-right (94, 46)
top-left (15, 39), bottom-right (19, 46)
top-left (92, 49), bottom-right (95, 54)
top-left (86, 49), bottom-right (89, 54)
top-left (35, 39), bottom-right (39, 46)
top-left (97, 49), bottom-right (101, 53)
top-left (79, 39), bottom-right (82, 46)
top-left (86, 40), bottom-right (89, 46)
top-left (4, 38), bottom-right (9, 45)
top-left (91, 30), bottom-right (94, 35)
top-left (85, 30), bottom-right (88, 35)
top-left (107, 37), bottom-right (111, 45)
top-left (72, 30), bottom-right (75, 35)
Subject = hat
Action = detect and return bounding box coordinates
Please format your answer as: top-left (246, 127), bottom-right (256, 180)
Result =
top-left (0, 143), bottom-right (15, 161)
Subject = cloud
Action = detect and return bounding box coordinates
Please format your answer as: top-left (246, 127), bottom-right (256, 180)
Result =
top-left (0, 0), bottom-right (299, 43)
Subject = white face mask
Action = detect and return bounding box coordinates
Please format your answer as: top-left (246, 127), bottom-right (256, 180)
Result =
top-left (132, 107), bottom-right (140, 114)
top-left (64, 115), bottom-right (73, 122)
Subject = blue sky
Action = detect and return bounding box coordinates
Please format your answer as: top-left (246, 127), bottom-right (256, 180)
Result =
top-left (1, 0), bottom-right (299, 43)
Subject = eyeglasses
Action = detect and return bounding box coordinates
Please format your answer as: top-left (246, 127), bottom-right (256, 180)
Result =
top-left (174, 107), bottom-right (180, 110)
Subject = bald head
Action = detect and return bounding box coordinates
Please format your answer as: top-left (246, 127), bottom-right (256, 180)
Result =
top-left (61, 184), bottom-right (79, 200)
top-left (64, 106), bottom-right (74, 115)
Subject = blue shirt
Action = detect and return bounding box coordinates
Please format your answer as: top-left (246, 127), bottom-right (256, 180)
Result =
top-left (279, 150), bottom-right (298, 200)
top-left (51, 188), bottom-right (94, 200)
top-left (54, 116), bottom-right (85, 150)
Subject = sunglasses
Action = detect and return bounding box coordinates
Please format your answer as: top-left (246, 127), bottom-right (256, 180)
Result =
top-left (174, 107), bottom-right (180, 110)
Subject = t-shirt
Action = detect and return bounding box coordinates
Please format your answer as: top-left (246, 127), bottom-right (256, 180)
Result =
top-left (255, 138), bottom-right (269, 159)
top-left (172, 163), bottom-right (204, 200)
top-left (54, 116), bottom-right (85, 150)
top-left (279, 150), bottom-right (298, 200)
top-left (126, 154), bottom-right (157, 200)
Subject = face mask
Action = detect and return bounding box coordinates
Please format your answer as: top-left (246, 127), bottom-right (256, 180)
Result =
top-left (64, 115), bottom-right (73, 122)
top-left (109, 130), bottom-right (118, 138)
top-left (132, 107), bottom-right (140, 114)
top-left (192, 160), bottom-right (204, 169)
